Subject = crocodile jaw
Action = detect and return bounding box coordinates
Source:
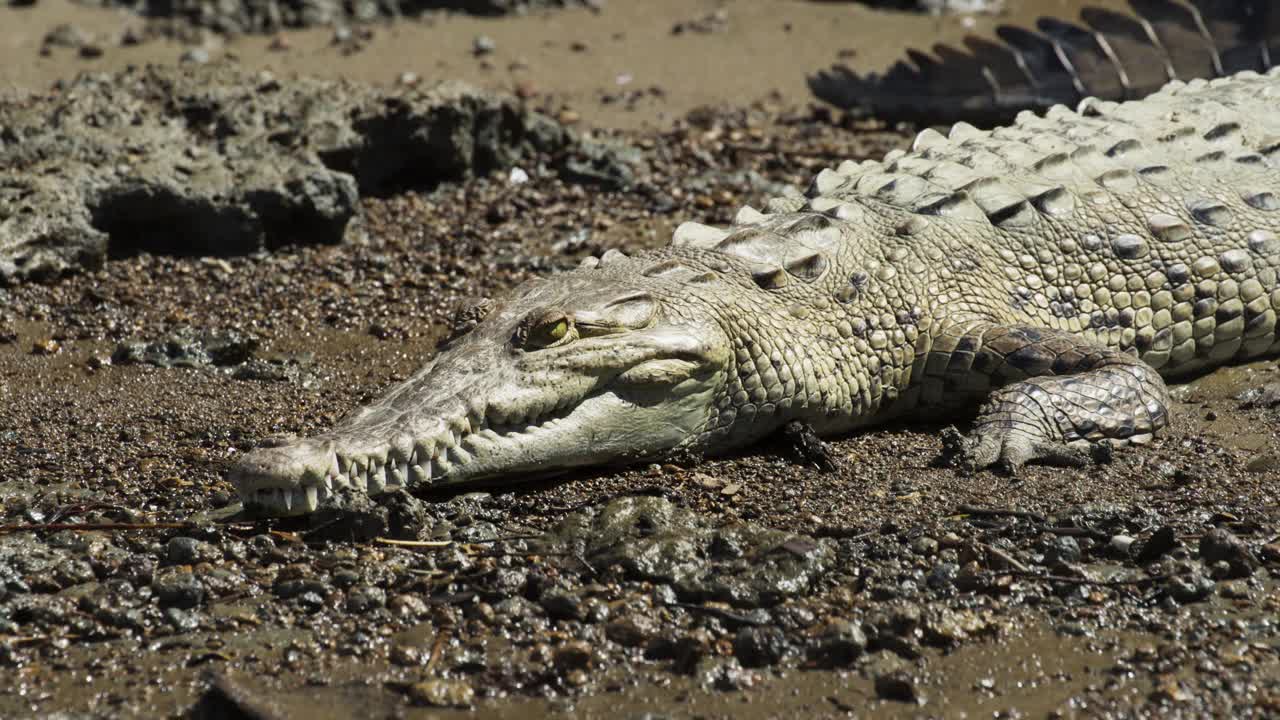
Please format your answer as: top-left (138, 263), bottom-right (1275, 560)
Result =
top-left (230, 379), bottom-right (721, 516)
top-left (228, 272), bottom-right (730, 516)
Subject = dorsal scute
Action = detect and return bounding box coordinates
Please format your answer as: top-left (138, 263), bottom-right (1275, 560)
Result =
top-left (916, 191), bottom-right (988, 223)
top-left (671, 221), bottom-right (729, 249)
top-left (706, 213), bottom-right (838, 288)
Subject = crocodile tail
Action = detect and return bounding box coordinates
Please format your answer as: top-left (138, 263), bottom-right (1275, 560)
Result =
top-left (807, 0), bottom-right (1279, 125)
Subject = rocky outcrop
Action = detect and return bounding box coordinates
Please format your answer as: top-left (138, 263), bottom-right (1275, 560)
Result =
top-left (0, 63), bottom-right (629, 285)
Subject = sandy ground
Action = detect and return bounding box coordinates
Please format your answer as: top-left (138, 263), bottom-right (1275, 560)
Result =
top-left (2, 1), bottom-right (1280, 718)
top-left (6, 0), bottom-right (1106, 129)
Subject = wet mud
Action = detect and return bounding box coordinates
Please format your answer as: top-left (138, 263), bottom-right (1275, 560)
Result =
top-left (3, 1), bottom-right (1280, 718)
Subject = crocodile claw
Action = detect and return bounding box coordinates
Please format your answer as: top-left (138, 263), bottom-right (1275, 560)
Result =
top-left (940, 425), bottom-right (1108, 474)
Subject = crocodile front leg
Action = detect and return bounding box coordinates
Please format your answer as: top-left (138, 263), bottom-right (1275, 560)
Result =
top-left (925, 324), bottom-right (1172, 472)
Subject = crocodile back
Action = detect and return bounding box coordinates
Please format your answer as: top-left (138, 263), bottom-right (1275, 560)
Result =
top-left (810, 0), bottom-right (1280, 124)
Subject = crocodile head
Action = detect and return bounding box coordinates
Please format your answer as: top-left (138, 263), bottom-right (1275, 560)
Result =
top-left (229, 267), bottom-right (731, 515)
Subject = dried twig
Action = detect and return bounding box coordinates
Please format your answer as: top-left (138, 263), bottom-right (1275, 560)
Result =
top-left (0, 521), bottom-right (194, 535)
top-left (986, 570), bottom-right (1170, 588)
top-left (952, 505), bottom-right (1048, 524)
top-left (374, 537), bottom-right (452, 548)
top-left (983, 543), bottom-right (1030, 572)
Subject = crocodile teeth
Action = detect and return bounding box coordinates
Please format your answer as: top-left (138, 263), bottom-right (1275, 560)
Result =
top-left (304, 485), bottom-right (318, 510)
top-left (409, 464), bottom-right (429, 486)
top-left (388, 461), bottom-right (407, 488)
top-left (447, 445), bottom-right (473, 465)
top-left (367, 466), bottom-right (386, 494)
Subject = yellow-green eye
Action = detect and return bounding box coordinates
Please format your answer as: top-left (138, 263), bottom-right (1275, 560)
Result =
top-left (544, 318), bottom-right (568, 342)
top-left (523, 315), bottom-right (571, 349)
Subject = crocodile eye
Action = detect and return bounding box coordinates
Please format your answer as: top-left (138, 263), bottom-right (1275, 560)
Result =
top-left (521, 313), bottom-right (571, 349)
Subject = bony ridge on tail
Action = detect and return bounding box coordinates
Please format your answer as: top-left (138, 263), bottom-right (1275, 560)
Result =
top-left (231, 69), bottom-right (1280, 516)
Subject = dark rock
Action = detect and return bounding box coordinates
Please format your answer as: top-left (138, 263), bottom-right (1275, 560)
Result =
top-left (304, 487), bottom-right (394, 541)
top-left (543, 497), bottom-right (836, 608)
top-left (1135, 526), bottom-right (1179, 565)
top-left (1041, 536), bottom-right (1081, 565)
top-left (166, 536), bottom-right (222, 564)
top-left (274, 577), bottom-right (327, 600)
top-left (910, 536), bottom-right (939, 556)
top-left (874, 671), bottom-right (921, 703)
top-left (694, 656), bottom-right (755, 691)
top-left (407, 678), bottom-right (474, 708)
top-left (552, 641), bottom-right (593, 671)
top-left (152, 570), bottom-right (204, 608)
top-left (810, 621), bottom-right (867, 666)
top-left (2, 64), bottom-right (623, 285)
top-left (554, 139), bottom-right (640, 191)
top-left (732, 626), bottom-right (789, 668)
top-left (67, 0), bottom-right (592, 40)
top-left (1165, 572), bottom-right (1215, 604)
top-left (164, 606), bottom-right (200, 632)
top-left (112, 328), bottom-right (259, 369)
top-left (1198, 529), bottom-right (1256, 578)
top-left (540, 590), bottom-right (584, 621)
top-left (926, 562), bottom-right (959, 590)
top-left (605, 615), bottom-right (657, 647)
top-left (1236, 382), bottom-right (1280, 409)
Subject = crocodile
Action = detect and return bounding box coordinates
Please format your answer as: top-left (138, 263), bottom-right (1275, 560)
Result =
top-left (810, 0), bottom-right (1279, 124)
top-left (231, 67), bottom-right (1280, 515)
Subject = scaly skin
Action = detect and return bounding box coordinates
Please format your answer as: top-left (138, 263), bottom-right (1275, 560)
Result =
top-left (809, 0), bottom-right (1278, 124)
top-left (231, 69), bottom-right (1280, 516)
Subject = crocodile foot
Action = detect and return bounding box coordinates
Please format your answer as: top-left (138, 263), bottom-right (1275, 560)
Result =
top-left (940, 424), bottom-right (1113, 474)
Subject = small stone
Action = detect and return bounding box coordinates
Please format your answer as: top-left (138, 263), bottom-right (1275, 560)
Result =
top-left (398, 72), bottom-right (419, 87)
top-left (1110, 534), bottom-right (1136, 555)
top-left (152, 570), bottom-right (204, 609)
top-left (1165, 572), bottom-right (1214, 604)
top-left (166, 536), bottom-right (219, 565)
top-left (1135, 526), bottom-right (1179, 565)
top-left (910, 537), bottom-right (939, 556)
top-left (390, 644), bottom-right (423, 666)
top-left (407, 679), bottom-right (474, 708)
top-left (1246, 453), bottom-right (1280, 473)
top-left (1219, 580), bottom-right (1250, 599)
top-left (732, 626), bottom-right (789, 668)
top-left (874, 671), bottom-right (921, 704)
top-left (540, 590), bottom-right (584, 621)
top-left (605, 616), bottom-right (656, 647)
top-left (120, 27), bottom-right (143, 46)
top-left (388, 593), bottom-right (429, 618)
top-left (553, 641), bottom-right (593, 671)
top-left (1042, 535), bottom-right (1082, 565)
top-left (78, 43), bottom-right (104, 59)
top-left (180, 48), bottom-right (210, 64)
top-left (925, 562), bottom-right (959, 590)
top-left (31, 338), bottom-right (60, 355)
top-left (163, 606), bottom-right (200, 632)
top-left (472, 35), bottom-right (495, 56)
top-left (811, 621), bottom-right (866, 666)
top-left (1261, 543), bottom-right (1280, 564)
top-left (1199, 528), bottom-right (1257, 578)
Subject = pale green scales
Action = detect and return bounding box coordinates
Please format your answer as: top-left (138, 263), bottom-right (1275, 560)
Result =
top-left (232, 69), bottom-right (1280, 516)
